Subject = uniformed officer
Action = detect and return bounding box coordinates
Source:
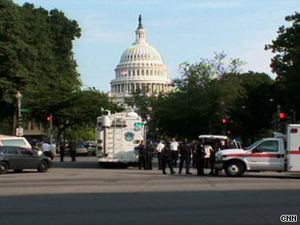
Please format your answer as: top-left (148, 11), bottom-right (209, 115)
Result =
top-left (161, 142), bottom-right (175, 175)
top-left (178, 139), bottom-right (192, 175)
top-left (195, 140), bottom-right (206, 176)
top-left (144, 142), bottom-right (153, 170)
top-left (137, 140), bottom-right (145, 170)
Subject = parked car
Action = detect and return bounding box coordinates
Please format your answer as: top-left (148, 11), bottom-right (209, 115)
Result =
top-left (0, 146), bottom-right (51, 174)
top-left (87, 144), bottom-right (97, 156)
top-left (76, 144), bottom-right (88, 156)
top-left (0, 135), bottom-right (32, 148)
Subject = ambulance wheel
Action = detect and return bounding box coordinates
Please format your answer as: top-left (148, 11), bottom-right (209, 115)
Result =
top-left (225, 161), bottom-right (245, 177)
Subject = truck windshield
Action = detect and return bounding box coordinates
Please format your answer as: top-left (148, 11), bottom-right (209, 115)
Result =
top-left (244, 139), bottom-right (264, 150)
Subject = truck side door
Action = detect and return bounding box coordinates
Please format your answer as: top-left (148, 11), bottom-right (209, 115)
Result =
top-left (246, 140), bottom-right (284, 171)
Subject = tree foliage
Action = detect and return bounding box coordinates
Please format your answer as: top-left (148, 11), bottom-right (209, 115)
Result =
top-left (0, 1), bottom-right (117, 138)
top-left (265, 12), bottom-right (300, 118)
top-left (133, 53), bottom-right (275, 143)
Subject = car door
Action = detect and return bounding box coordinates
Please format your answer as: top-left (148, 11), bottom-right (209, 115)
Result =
top-left (17, 148), bottom-right (39, 169)
top-left (246, 140), bottom-right (284, 171)
top-left (3, 146), bottom-right (23, 169)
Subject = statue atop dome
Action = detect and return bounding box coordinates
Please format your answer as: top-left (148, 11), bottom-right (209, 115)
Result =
top-left (138, 14), bottom-right (143, 29)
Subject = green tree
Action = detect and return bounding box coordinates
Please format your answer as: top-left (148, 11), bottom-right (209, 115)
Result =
top-left (0, 0), bottom-right (29, 128)
top-left (150, 53), bottom-right (245, 139)
top-left (265, 12), bottom-right (300, 120)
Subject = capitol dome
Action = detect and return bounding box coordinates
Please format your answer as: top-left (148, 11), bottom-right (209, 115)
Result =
top-left (119, 44), bottom-right (163, 64)
top-left (110, 15), bottom-right (171, 104)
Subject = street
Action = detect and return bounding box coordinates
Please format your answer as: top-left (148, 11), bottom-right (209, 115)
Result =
top-left (1, 156), bottom-right (300, 225)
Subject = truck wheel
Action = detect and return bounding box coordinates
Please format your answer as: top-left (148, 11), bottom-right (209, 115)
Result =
top-left (0, 162), bottom-right (8, 174)
top-left (37, 160), bottom-right (49, 172)
top-left (225, 161), bottom-right (245, 177)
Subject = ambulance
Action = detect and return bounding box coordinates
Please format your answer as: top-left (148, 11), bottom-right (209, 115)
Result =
top-left (96, 110), bottom-right (145, 167)
top-left (214, 124), bottom-right (300, 176)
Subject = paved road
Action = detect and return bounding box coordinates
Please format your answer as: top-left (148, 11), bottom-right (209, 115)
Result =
top-left (1, 156), bottom-right (300, 225)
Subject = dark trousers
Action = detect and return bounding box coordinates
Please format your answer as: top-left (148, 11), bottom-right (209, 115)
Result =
top-left (178, 157), bottom-right (191, 174)
top-left (138, 154), bottom-right (145, 169)
top-left (144, 153), bottom-right (152, 170)
top-left (157, 153), bottom-right (162, 170)
top-left (70, 151), bottom-right (76, 162)
top-left (43, 151), bottom-right (54, 160)
top-left (209, 156), bottom-right (220, 175)
top-left (196, 157), bottom-right (205, 175)
top-left (162, 156), bottom-right (174, 174)
top-left (171, 151), bottom-right (178, 167)
top-left (60, 150), bottom-right (65, 162)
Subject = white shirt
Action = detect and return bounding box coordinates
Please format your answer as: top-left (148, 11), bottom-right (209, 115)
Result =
top-left (42, 142), bottom-right (51, 152)
top-left (170, 141), bottom-right (179, 151)
top-left (204, 145), bottom-right (212, 158)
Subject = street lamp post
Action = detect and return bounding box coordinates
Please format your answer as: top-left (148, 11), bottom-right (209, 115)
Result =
top-left (16, 91), bottom-right (23, 136)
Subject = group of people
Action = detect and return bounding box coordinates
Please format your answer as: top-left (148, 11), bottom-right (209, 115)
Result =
top-left (137, 138), bottom-right (228, 176)
top-left (30, 138), bottom-right (77, 162)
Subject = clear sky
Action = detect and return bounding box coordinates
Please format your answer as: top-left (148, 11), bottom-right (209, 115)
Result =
top-left (13, 0), bottom-right (300, 92)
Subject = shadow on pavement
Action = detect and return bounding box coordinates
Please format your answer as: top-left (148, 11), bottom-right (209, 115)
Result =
top-left (1, 189), bottom-right (300, 225)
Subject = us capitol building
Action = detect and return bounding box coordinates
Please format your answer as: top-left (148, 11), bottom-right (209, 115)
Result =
top-left (110, 15), bottom-right (172, 104)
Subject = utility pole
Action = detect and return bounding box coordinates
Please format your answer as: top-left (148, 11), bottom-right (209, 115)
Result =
top-left (15, 91), bottom-right (23, 136)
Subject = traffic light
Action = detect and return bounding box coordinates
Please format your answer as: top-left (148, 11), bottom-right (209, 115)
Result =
top-left (47, 115), bottom-right (53, 122)
top-left (279, 112), bottom-right (287, 120)
top-left (221, 118), bottom-right (229, 124)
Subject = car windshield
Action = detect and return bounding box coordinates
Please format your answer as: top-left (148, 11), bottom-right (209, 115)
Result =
top-left (2, 139), bottom-right (27, 147)
top-left (244, 139), bottom-right (264, 150)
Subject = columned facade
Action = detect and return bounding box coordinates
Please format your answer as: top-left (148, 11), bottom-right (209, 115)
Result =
top-left (110, 15), bottom-right (171, 104)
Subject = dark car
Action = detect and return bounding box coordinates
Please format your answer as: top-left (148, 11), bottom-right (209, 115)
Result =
top-left (0, 146), bottom-right (51, 174)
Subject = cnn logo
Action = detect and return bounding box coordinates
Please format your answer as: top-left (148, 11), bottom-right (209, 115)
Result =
top-left (280, 215), bottom-right (298, 223)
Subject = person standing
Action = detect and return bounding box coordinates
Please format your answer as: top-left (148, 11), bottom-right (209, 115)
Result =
top-left (69, 140), bottom-right (77, 162)
top-left (195, 140), bottom-right (206, 176)
top-left (59, 140), bottom-right (65, 162)
top-left (209, 144), bottom-right (216, 175)
top-left (212, 140), bottom-right (227, 175)
top-left (144, 141), bottom-right (153, 170)
top-left (42, 140), bottom-right (53, 159)
top-left (156, 140), bottom-right (165, 170)
top-left (178, 139), bottom-right (192, 175)
top-left (138, 140), bottom-right (145, 170)
top-left (170, 138), bottom-right (179, 167)
top-left (161, 142), bottom-right (175, 175)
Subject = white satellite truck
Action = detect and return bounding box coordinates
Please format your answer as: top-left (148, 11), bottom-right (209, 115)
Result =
top-left (96, 110), bottom-right (145, 167)
top-left (214, 124), bottom-right (300, 176)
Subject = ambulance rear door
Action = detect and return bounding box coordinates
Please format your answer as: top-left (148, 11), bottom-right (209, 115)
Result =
top-left (287, 124), bottom-right (300, 171)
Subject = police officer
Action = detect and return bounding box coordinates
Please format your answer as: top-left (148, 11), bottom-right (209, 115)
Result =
top-left (178, 139), bottom-right (192, 175)
top-left (161, 142), bottom-right (175, 175)
top-left (69, 140), bottom-right (77, 162)
top-left (195, 140), bottom-right (206, 176)
top-left (59, 140), bottom-right (65, 162)
top-left (144, 142), bottom-right (153, 170)
top-left (156, 140), bottom-right (165, 170)
top-left (138, 140), bottom-right (145, 170)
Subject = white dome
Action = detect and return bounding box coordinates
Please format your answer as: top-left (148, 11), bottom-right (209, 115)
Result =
top-left (110, 15), bottom-right (172, 105)
top-left (120, 43), bottom-right (163, 64)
